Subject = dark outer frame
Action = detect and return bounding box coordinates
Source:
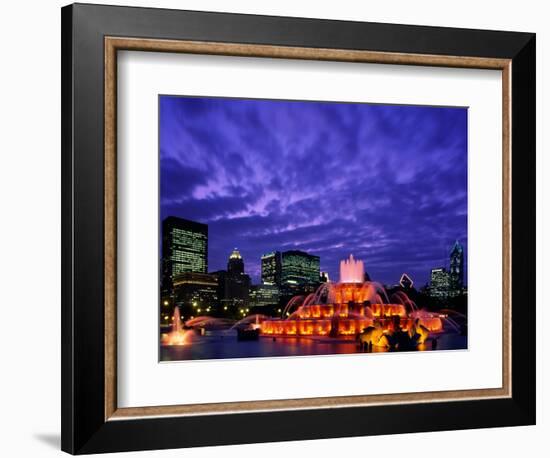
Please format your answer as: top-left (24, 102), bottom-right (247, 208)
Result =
top-left (61, 3), bottom-right (536, 454)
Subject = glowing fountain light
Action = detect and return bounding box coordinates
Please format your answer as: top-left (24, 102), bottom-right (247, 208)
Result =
top-left (259, 254), bottom-right (446, 347)
top-left (162, 306), bottom-right (191, 346)
top-left (340, 254), bottom-right (365, 283)
top-left (172, 306), bottom-right (183, 334)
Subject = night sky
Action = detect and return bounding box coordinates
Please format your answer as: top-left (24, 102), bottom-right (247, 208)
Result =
top-left (160, 96), bottom-right (468, 287)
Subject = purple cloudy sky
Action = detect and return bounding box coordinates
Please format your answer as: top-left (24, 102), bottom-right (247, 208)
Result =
top-left (160, 96), bottom-right (468, 286)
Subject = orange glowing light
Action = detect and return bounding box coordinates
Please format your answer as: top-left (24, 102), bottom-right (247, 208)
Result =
top-left (256, 275), bottom-right (446, 346)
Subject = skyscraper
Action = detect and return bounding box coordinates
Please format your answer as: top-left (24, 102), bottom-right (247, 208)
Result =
top-left (430, 268), bottom-right (450, 298)
top-left (227, 248), bottom-right (245, 275)
top-left (449, 240), bottom-right (464, 293)
top-left (261, 251), bottom-right (282, 285)
top-left (162, 216), bottom-right (207, 294)
top-left (429, 240), bottom-right (466, 299)
top-left (281, 250), bottom-right (320, 294)
top-left (218, 249), bottom-right (250, 309)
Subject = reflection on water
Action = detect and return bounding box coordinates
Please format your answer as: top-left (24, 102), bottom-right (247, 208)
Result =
top-left (160, 330), bottom-right (467, 362)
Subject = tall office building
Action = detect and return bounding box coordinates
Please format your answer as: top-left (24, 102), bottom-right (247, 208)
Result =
top-left (281, 250), bottom-right (320, 285)
top-left (430, 267), bottom-right (450, 298)
top-left (449, 240), bottom-right (464, 293)
top-left (281, 250), bottom-right (320, 295)
top-left (227, 248), bottom-right (245, 275)
top-left (261, 251), bottom-right (282, 285)
top-left (217, 249), bottom-right (250, 309)
top-left (162, 216), bottom-right (207, 294)
top-left (429, 240), bottom-right (466, 299)
top-left (261, 249), bottom-right (319, 299)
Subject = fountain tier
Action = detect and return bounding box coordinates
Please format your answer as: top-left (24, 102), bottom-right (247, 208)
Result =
top-left (260, 279), bottom-right (443, 340)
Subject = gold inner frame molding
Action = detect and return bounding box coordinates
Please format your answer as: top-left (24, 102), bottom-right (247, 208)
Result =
top-left (104, 36), bottom-right (512, 421)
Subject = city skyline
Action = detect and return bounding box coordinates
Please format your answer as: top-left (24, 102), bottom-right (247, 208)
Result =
top-left (162, 214), bottom-right (464, 289)
top-left (160, 96), bottom-right (468, 285)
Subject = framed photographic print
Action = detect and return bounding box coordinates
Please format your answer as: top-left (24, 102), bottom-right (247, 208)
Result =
top-left (61, 3), bottom-right (536, 454)
top-left (157, 96), bottom-right (469, 362)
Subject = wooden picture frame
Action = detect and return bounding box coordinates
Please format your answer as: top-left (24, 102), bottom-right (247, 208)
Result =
top-left (62, 3), bottom-right (535, 454)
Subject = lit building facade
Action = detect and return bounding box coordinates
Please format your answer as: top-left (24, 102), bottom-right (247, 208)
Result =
top-left (429, 241), bottom-right (466, 299)
top-left (281, 250), bottom-right (320, 285)
top-left (217, 249), bottom-right (251, 309)
top-left (280, 250), bottom-right (320, 296)
top-left (261, 249), bottom-right (320, 296)
top-left (162, 216), bottom-right (207, 294)
top-left (227, 248), bottom-right (245, 275)
top-left (261, 251), bottom-right (282, 285)
top-left (249, 284), bottom-right (280, 308)
top-left (430, 268), bottom-right (450, 298)
top-left (172, 272), bottom-right (218, 313)
top-left (449, 240), bottom-right (464, 295)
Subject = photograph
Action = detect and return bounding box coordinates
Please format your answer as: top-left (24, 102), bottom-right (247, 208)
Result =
top-left (159, 95), bottom-right (468, 361)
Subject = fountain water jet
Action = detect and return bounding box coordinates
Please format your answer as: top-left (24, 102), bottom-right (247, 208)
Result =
top-left (340, 254), bottom-right (365, 283)
top-left (185, 316), bottom-right (234, 330)
top-left (230, 314), bottom-right (270, 330)
top-left (282, 295), bottom-right (306, 318)
top-left (161, 307), bottom-right (191, 346)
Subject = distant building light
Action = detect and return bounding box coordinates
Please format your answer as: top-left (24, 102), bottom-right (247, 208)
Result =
top-left (229, 248), bottom-right (242, 259)
top-left (430, 267), bottom-right (450, 298)
top-left (399, 273), bottom-right (414, 289)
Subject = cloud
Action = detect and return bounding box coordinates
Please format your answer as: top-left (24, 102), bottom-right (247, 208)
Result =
top-left (160, 96), bottom-right (468, 285)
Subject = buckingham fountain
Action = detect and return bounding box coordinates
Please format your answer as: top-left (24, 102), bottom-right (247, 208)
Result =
top-left (259, 255), bottom-right (444, 349)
